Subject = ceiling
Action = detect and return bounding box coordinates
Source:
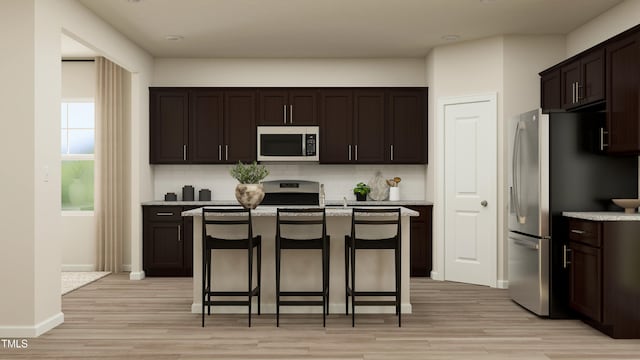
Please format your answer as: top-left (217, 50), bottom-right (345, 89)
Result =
top-left (77, 0), bottom-right (623, 58)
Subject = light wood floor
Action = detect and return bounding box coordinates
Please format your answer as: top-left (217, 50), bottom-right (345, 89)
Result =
top-left (3, 274), bottom-right (640, 359)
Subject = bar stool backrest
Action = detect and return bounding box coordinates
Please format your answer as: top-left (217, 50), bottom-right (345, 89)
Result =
top-left (351, 208), bottom-right (401, 241)
top-left (276, 208), bottom-right (326, 241)
top-left (202, 207), bottom-right (253, 241)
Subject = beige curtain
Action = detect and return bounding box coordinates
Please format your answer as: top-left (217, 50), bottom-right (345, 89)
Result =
top-left (95, 57), bottom-right (130, 273)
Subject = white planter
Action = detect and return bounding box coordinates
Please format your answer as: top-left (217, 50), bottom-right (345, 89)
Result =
top-left (389, 187), bottom-right (400, 201)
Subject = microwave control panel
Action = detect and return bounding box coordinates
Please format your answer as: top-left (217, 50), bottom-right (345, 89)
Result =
top-left (305, 134), bottom-right (317, 156)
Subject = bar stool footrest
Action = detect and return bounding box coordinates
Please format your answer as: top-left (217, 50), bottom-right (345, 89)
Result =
top-left (353, 300), bottom-right (398, 306)
top-left (279, 300), bottom-right (325, 306)
top-left (279, 291), bottom-right (325, 297)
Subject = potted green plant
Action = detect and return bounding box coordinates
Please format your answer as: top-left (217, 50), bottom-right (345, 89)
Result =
top-left (353, 182), bottom-right (371, 201)
top-left (230, 161), bottom-right (269, 209)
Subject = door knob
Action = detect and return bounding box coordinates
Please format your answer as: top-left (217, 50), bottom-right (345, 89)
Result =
top-left (481, 200), bottom-right (488, 207)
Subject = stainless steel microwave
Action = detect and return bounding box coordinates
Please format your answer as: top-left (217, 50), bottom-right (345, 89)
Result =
top-left (257, 126), bottom-right (319, 161)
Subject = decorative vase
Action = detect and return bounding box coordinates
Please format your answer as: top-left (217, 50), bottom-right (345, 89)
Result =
top-left (234, 184), bottom-right (265, 209)
top-left (389, 187), bottom-right (400, 201)
top-left (355, 193), bottom-right (367, 201)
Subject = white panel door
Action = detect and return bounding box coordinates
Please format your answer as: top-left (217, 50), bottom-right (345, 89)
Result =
top-left (443, 98), bottom-right (496, 287)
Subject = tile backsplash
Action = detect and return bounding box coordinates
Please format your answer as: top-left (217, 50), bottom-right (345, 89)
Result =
top-left (153, 164), bottom-right (427, 201)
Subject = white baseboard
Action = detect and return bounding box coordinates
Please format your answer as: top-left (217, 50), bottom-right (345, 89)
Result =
top-left (430, 270), bottom-right (443, 281)
top-left (122, 264), bottom-right (131, 272)
top-left (129, 270), bottom-right (145, 280)
top-left (191, 303), bottom-right (412, 314)
top-left (0, 312), bottom-right (64, 338)
top-left (496, 280), bottom-right (509, 289)
top-left (61, 264), bottom-right (95, 272)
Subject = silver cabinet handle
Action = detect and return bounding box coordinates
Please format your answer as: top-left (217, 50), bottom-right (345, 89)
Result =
top-left (355, 145), bottom-right (358, 161)
top-left (563, 245), bottom-right (571, 268)
top-left (481, 200), bottom-right (488, 207)
top-left (600, 128), bottom-right (609, 150)
top-left (283, 105), bottom-right (287, 124)
top-left (289, 105), bottom-right (293, 124)
top-left (183, 145), bottom-right (187, 161)
top-left (570, 229), bottom-right (585, 234)
top-left (348, 145), bottom-right (352, 161)
top-left (390, 145), bottom-right (394, 161)
top-left (156, 212), bottom-right (174, 216)
top-left (218, 145), bottom-right (222, 161)
top-left (225, 145), bottom-right (229, 161)
top-left (178, 225), bottom-right (181, 242)
top-left (577, 82), bottom-right (583, 102)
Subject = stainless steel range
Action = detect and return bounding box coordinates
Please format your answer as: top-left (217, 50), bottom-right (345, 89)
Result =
top-left (261, 180), bottom-right (320, 206)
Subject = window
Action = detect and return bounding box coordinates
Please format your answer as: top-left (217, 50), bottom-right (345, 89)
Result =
top-left (61, 102), bottom-right (95, 211)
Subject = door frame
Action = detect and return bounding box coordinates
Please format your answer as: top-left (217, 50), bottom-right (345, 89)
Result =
top-left (434, 93), bottom-right (498, 287)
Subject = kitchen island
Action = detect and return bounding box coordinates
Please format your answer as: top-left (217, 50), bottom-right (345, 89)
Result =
top-left (182, 206), bottom-right (418, 314)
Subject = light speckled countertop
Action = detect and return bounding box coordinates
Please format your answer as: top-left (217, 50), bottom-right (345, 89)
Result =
top-left (563, 211), bottom-right (640, 221)
top-left (182, 205), bottom-right (419, 217)
top-left (142, 200), bottom-right (433, 206)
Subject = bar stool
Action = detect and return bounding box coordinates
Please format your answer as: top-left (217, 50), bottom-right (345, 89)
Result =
top-left (275, 208), bottom-right (330, 327)
top-left (344, 207), bottom-right (402, 327)
top-left (201, 208), bottom-right (262, 327)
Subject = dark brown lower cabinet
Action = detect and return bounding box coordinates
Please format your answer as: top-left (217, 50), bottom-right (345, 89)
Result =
top-left (567, 218), bottom-right (640, 338)
top-left (407, 205), bottom-right (433, 277)
top-left (143, 206), bottom-right (195, 277)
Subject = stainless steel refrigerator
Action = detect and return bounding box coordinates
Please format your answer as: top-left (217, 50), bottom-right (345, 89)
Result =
top-left (508, 109), bottom-right (637, 318)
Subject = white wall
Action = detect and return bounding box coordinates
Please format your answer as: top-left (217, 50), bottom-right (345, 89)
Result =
top-left (0, 0), bottom-right (153, 337)
top-left (153, 58), bottom-right (427, 87)
top-left (61, 61), bottom-right (97, 271)
top-left (0, 0), bottom-right (38, 335)
top-left (566, 0), bottom-right (640, 57)
top-left (154, 164), bottom-right (426, 202)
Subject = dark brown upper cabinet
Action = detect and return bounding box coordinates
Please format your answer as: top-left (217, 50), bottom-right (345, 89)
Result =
top-left (150, 88), bottom-right (256, 164)
top-left (258, 89), bottom-right (317, 125)
top-left (605, 32), bottom-right (640, 154)
top-left (319, 88), bottom-right (428, 164)
top-left (224, 90), bottom-right (257, 163)
top-left (150, 89), bottom-right (189, 164)
top-left (540, 69), bottom-right (561, 113)
top-left (353, 90), bottom-right (386, 163)
top-left (561, 49), bottom-right (605, 110)
top-left (387, 89), bottom-right (428, 164)
top-left (319, 89), bottom-right (353, 163)
top-left (189, 90), bottom-right (224, 163)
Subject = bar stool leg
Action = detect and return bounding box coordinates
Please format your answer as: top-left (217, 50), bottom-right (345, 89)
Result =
top-left (248, 245), bottom-right (253, 328)
top-left (322, 243), bottom-right (326, 328)
top-left (351, 244), bottom-right (356, 327)
top-left (207, 250), bottom-right (212, 316)
top-left (276, 237), bottom-right (281, 327)
top-left (344, 238), bottom-right (349, 315)
top-left (396, 241), bottom-right (401, 327)
top-left (202, 248), bottom-right (206, 327)
top-left (257, 241), bottom-right (262, 315)
top-left (326, 238), bottom-right (330, 316)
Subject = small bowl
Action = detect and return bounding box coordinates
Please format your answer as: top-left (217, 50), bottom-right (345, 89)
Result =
top-left (611, 199), bottom-right (640, 213)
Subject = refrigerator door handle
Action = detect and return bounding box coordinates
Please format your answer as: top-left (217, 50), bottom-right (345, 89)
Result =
top-left (512, 120), bottom-right (524, 223)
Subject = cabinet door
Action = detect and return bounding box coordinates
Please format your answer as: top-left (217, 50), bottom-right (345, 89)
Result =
top-left (354, 90), bottom-right (386, 163)
top-left (144, 222), bottom-right (184, 276)
top-left (561, 61), bottom-right (581, 109)
top-left (319, 90), bottom-right (353, 163)
top-left (224, 90), bottom-right (256, 163)
top-left (540, 69), bottom-right (561, 113)
top-left (569, 241), bottom-right (602, 322)
top-left (388, 89), bottom-right (427, 164)
top-left (580, 49), bottom-right (605, 105)
top-left (258, 89), bottom-right (288, 125)
top-left (408, 205), bottom-right (433, 277)
top-left (150, 89), bottom-right (188, 164)
top-left (189, 90), bottom-right (224, 163)
top-left (606, 34), bottom-right (640, 154)
top-left (289, 89), bottom-right (318, 125)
